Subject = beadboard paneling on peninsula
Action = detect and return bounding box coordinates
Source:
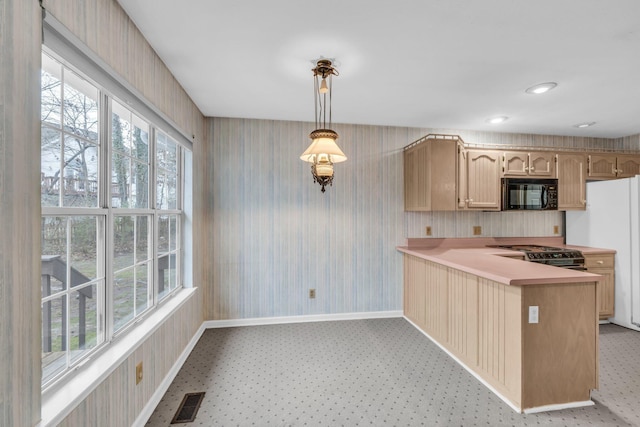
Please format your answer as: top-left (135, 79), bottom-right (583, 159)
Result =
top-left (208, 118), bottom-right (407, 320)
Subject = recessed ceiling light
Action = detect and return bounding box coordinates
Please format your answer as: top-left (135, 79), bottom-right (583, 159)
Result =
top-left (525, 82), bottom-right (558, 95)
top-left (574, 122), bottom-right (596, 128)
top-left (486, 116), bottom-right (509, 124)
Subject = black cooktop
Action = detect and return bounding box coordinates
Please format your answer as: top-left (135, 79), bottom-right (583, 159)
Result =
top-left (488, 244), bottom-right (585, 264)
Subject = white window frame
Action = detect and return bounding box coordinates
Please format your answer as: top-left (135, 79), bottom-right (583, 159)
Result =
top-left (41, 45), bottom-right (191, 389)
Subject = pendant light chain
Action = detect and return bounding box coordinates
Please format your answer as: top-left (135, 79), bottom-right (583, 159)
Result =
top-left (328, 74), bottom-right (332, 129)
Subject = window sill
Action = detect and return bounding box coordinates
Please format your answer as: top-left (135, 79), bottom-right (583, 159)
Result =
top-left (40, 287), bottom-right (197, 427)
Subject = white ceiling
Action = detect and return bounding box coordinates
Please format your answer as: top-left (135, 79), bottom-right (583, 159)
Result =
top-left (117, 0), bottom-right (640, 138)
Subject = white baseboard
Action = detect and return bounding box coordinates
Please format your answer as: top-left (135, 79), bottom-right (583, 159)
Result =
top-left (402, 316), bottom-right (524, 414)
top-left (133, 322), bottom-right (206, 427)
top-left (523, 400), bottom-right (594, 414)
top-left (404, 315), bottom-right (595, 414)
top-left (203, 310), bottom-right (403, 329)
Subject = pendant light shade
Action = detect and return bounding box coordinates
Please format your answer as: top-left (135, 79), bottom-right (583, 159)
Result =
top-left (301, 59), bottom-right (347, 193)
top-left (300, 129), bottom-right (347, 163)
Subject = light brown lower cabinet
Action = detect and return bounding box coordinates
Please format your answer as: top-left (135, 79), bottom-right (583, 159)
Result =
top-left (583, 254), bottom-right (615, 320)
top-left (403, 254), bottom-right (598, 412)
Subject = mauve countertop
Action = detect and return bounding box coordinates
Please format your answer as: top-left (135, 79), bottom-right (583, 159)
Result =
top-left (397, 237), bottom-right (616, 286)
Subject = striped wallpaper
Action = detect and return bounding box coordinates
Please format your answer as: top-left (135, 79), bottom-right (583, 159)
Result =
top-left (206, 118), bottom-right (640, 320)
top-left (207, 118), bottom-right (408, 319)
top-left (31, 1), bottom-right (206, 426)
top-left (1, 2), bottom-right (42, 426)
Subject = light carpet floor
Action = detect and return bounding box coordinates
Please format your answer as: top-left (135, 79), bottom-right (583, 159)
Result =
top-left (146, 319), bottom-right (639, 426)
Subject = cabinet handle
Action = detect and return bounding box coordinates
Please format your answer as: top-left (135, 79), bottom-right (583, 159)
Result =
top-left (597, 260), bottom-right (604, 264)
top-left (529, 166), bottom-right (535, 172)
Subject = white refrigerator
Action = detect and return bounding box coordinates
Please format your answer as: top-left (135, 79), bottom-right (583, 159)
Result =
top-left (566, 176), bottom-right (640, 332)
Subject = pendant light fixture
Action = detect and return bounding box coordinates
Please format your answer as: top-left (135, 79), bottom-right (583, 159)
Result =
top-left (300, 59), bottom-right (347, 193)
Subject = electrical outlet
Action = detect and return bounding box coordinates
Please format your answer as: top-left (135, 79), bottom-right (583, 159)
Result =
top-left (553, 225), bottom-right (559, 234)
top-left (473, 226), bottom-right (482, 236)
top-left (136, 362), bottom-right (143, 385)
top-left (425, 226), bottom-right (432, 236)
top-left (309, 289), bottom-right (316, 299)
top-left (528, 306), bottom-right (539, 324)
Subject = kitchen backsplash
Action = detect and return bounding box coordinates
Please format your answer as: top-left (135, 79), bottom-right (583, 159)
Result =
top-left (406, 210), bottom-right (564, 238)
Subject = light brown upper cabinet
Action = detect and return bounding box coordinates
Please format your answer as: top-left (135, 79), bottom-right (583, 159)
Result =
top-left (588, 154), bottom-right (640, 179)
top-left (458, 149), bottom-right (501, 210)
top-left (404, 138), bottom-right (457, 211)
top-left (616, 155), bottom-right (640, 178)
top-left (503, 151), bottom-right (555, 177)
top-left (404, 133), bottom-right (640, 212)
top-left (556, 153), bottom-right (587, 210)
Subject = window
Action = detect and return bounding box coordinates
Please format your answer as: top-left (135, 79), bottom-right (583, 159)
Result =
top-left (156, 132), bottom-right (181, 300)
top-left (40, 51), bottom-right (190, 387)
top-left (41, 55), bottom-right (100, 208)
top-left (41, 216), bottom-right (104, 382)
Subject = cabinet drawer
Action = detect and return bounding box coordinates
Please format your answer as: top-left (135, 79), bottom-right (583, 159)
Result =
top-left (584, 254), bottom-right (614, 269)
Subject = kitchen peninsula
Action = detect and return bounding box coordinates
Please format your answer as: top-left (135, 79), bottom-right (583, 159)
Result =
top-left (398, 237), bottom-right (613, 413)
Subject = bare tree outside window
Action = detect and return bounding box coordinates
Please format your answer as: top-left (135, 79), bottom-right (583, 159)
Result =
top-left (41, 57), bottom-right (99, 209)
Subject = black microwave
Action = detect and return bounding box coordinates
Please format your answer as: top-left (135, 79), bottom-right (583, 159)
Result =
top-left (501, 178), bottom-right (558, 210)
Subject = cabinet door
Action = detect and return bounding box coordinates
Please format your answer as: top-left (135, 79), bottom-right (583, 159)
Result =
top-left (464, 150), bottom-right (501, 210)
top-left (557, 153), bottom-right (586, 210)
top-left (404, 140), bottom-right (457, 212)
top-left (430, 140), bottom-right (458, 211)
top-left (503, 151), bottom-right (555, 177)
top-left (528, 152), bottom-right (555, 177)
top-left (404, 144), bottom-right (430, 211)
top-left (588, 154), bottom-right (617, 179)
top-left (584, 254), bottom-right (615, 319)
top-left (594, 269), bottom-right (615, 319)
top-left (616, 155), bottom-right (640, 178)
top-left (503, 151), bottom-right (528, 176)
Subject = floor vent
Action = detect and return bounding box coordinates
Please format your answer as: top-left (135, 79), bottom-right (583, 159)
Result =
top-left (171, 392), bottom-right (206, 424)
